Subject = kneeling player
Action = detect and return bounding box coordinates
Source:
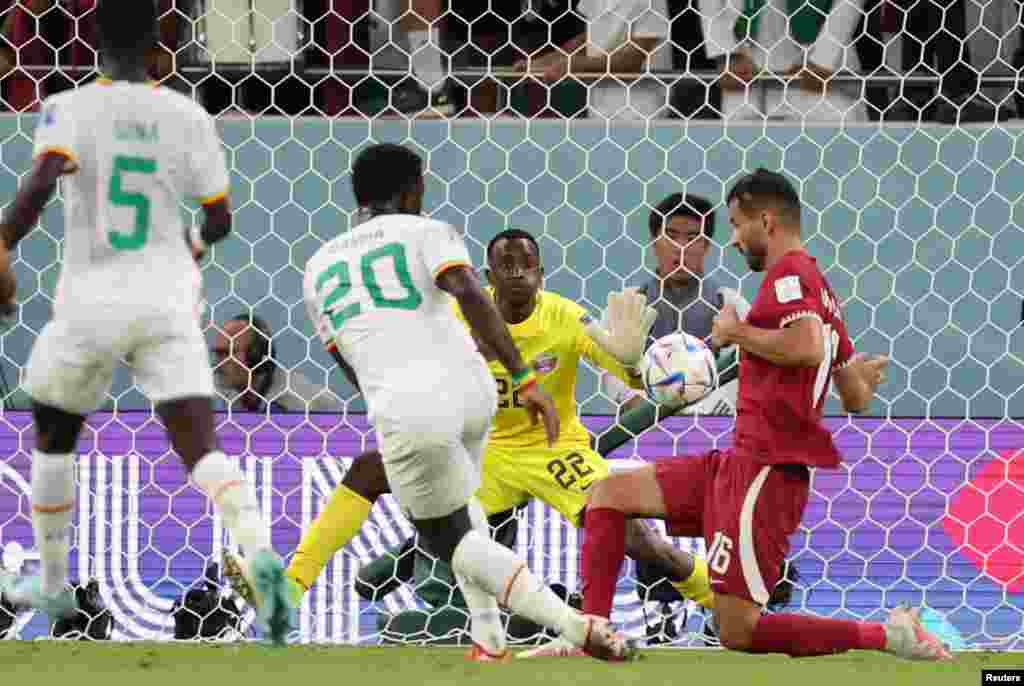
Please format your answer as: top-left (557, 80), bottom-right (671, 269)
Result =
top-left (580, 169), bottom-right (952, 661)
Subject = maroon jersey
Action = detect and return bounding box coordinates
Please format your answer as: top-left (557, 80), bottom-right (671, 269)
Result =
top-left (733, 250), bottom-right (854, 468)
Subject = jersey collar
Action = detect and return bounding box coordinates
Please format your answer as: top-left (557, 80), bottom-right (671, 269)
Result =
top-left (95, 74), bottom-right (159, 87)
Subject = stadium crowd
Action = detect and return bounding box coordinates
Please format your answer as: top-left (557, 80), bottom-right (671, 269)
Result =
top-left (0, 0), bottom-right (1018, 123)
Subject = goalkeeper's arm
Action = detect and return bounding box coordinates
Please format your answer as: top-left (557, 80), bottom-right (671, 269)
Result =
top-left (596, 346), bottom-right (739, 456)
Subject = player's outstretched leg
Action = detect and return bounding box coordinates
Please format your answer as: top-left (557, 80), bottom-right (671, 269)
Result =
top-left (416, 502), bottom-right (638, 662)
top-left (715, 592), bottom-right (952, 661)
top-left (0, 402), bottom-right (83, 620)
top-left (158, 396), bottom-right (291, 646)
top-left (289, 451), bottom-right (389, 600)
top-left (518, 518), bottom-right (715, 659)
top-left (224, 450), bottom-right (390, 610)
top-left (455, 499), bottom-right (510, 661)
top-left (580, 461), bottom-right (952, 662)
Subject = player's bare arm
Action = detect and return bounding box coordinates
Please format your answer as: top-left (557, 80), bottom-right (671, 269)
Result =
top-left (0, 152), bottom-right (68, 309)
top-left (1, 152), bottom-right (67, 250)
top-left (834, 353), bottom-right (889, 413)
top-left (712, 303), bottom-right (824, 367)
top-left (436, 263), bottom-right (560, 445)
top-left (186, 195), bottom-right (232, 262)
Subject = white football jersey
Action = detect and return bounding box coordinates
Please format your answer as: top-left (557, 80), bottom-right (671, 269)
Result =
top-left (303, 214), bottom-right (482, 417)
top-left (32, 80), bottom-right (230, 316)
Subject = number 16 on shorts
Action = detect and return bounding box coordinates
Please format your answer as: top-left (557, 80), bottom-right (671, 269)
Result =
top-left (707, 531), bottom-right (734, 575)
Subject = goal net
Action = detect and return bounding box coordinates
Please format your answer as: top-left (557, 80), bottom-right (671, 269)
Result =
top-left (0, 0), bottom-right (1020, 648)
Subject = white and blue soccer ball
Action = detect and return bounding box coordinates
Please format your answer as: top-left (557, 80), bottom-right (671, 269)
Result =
top-left (640, 332), bottom-right (718, 407)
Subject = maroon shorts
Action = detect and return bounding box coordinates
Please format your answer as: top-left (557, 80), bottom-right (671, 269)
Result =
top-left (654, 450), bottom-right (810, 606)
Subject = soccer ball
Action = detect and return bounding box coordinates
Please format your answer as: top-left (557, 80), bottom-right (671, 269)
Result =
top-left (640, 333), bottom-right (718, 407)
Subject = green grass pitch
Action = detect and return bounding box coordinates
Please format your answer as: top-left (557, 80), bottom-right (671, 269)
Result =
top-left (5, 643), bottom-right (1023, 686)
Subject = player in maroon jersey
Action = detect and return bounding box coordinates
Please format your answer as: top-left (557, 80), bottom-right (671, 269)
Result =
top-left (579, 168), bottom-right (952, 661)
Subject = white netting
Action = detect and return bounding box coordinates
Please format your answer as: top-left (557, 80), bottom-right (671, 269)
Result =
top-left (0, 0), bottom-right (1019, 648)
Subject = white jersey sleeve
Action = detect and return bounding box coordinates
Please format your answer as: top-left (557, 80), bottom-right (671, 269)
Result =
top-left (419, 220), bottom-right (472, 280)
top-left (187, 111), bottom-right (230, 205)
top-left (33, 95), bottom-right (79, 173)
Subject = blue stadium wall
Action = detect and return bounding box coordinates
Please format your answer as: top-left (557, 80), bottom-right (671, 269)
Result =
top-left (1, 115), bottom-right (1022, 417)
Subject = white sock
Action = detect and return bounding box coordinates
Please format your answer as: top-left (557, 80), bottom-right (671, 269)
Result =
top-left (456, 570), bottom-right (506, 654)
top-left (456, 499), bottom-right (506, 654)
top-left (451, 529), bottom-right (587, 647)
top-left (30, 450), bottom-right (75, 597)
top-left (192, 452), bottom-right (271, 557)
top-left (408, 27), bottom-right (445, 93)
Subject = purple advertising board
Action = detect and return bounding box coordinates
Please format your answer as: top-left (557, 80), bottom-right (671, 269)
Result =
top-left (0, 411), bottom-right (1021, 646)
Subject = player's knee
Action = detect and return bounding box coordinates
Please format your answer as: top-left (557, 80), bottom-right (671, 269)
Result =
top-left (716, 621), bottom-right (755, 652)
top-left (714, 607), bottom-right (759, 652)
top-left (343, 450), bottom-right (389, 501)
top-left (584, 472), bottom-right (628, 511)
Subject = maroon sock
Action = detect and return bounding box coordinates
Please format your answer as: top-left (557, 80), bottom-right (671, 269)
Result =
top-left (581, 507), bottom-right (626, 618)
top-left (750, 613), bottom-right (887, 657)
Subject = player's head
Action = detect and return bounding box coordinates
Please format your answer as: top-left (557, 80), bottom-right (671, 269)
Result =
top-left (486, 228), bottom-right (543, 309)
top-left (725, 168), bottom-right (802, 272)
top-left (649, 193), bottom-right (715, 285)
top-left (211, 315), bottom-right (275, 394)
top-left (351, 144), bottom-right (425, 219)
top-left (97, 0), bottom-right (158, 66)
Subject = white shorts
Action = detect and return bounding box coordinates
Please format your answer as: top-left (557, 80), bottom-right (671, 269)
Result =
top-left (373, 363), bottom-right (497, 520)
top-left (24, 307), bottom-right (214, 415)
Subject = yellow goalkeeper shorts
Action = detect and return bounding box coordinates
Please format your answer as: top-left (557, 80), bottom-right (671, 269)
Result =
top-left (476, 443), bottom-right (610, 528)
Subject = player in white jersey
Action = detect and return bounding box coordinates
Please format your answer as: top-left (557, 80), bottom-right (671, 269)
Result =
top-left (294, 143), bottom-right (636, 661)
top-left (0, 1), bottom-right (292, 644)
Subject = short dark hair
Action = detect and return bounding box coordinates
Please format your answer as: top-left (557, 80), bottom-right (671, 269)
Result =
top-left (649, 194), bottom-right (715, 241)
top-left (486, 228), bottom-right (540, 264)
top-left (97, 0), bottom-right (157, 58)
top-left (726, 168), bottom-right (802, 225)
top-left (351, 143), bottom-right (424, 208)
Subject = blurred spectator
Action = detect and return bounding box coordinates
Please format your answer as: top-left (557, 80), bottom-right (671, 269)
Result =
top-left (601, 194), bottom-right (746, 414)
top-left (888, 0), bottom-right (1011, 123)
top-left (0, 0), bottom-right (177, 111)
top-left (701, 0), bottom-right (869, 121)
top-left (963, 0), bottom-right (1019, 117)
top-left (186, 0), bottom-right (311, 115)
top-left (211, 314), bottom-right (342, 413)
top-left (512, 0), bottom-right (672, 119)
top-left (668, 0), bottom-right (724, 119)
top-left (390, 0), bottom-right (457, 116)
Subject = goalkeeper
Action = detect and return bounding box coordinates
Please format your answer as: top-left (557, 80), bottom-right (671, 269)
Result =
top-left (226, 228), bottom-right (719, 622)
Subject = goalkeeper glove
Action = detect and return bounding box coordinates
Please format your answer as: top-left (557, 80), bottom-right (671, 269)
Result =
top-left (584, 287), bottom-right (659, 368)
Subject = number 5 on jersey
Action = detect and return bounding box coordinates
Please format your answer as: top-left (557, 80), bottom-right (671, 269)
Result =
top-left (316, 242), bottom-right (423, 329)
top-left (108, 155), bottom-right (156, 251)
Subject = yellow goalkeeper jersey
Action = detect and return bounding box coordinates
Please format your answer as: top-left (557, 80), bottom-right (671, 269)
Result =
top-left (453, 289), bottom-right (643, 449)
